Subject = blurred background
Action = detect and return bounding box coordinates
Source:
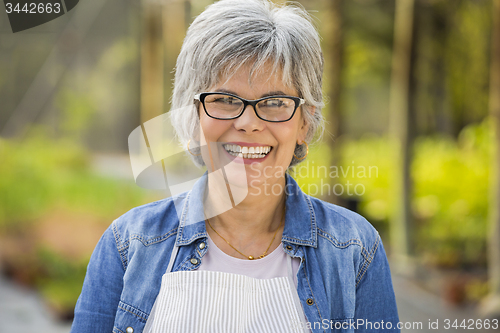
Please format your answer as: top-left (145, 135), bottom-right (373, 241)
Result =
top-left (1, 0), bottom-right (500, 331)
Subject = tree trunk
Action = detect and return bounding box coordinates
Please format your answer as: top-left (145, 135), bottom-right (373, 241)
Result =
top-left (141, 2), bottom-right (164, 124)
top-left (483, 0), bottom-right (500, 320)
top-left (184, 0), bottom-right (191, 31)
top-left (324, 0), bottom-right (344, 206)
top-left (389, 0), bottom-right (415, 273)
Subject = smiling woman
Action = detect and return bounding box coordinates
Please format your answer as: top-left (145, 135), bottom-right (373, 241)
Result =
top-left (70, 1), bottom-right (400, 332)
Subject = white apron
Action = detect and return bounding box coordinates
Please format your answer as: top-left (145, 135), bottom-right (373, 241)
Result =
top-left (143, 245), bottom-right (309, 333)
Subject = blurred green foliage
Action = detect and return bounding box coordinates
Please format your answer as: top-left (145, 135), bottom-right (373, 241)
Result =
top-left (36, 247), bottom-right (88, 317)
top-left (0, 128), bottom-right (152, 230)
top-left (0, 129), bottom-right (156, 316)
top-left (413, 121), bottom-right (490, 267)
top-left (318, 0), bottom-right (493, 137)
top-left (296, 119), bottom-right (491, 268)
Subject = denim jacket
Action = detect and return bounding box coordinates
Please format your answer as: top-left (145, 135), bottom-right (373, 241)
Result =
top-left (71, 174), bottom-right (400, 333)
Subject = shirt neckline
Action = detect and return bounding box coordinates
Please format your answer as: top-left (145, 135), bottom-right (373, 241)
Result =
top-left (206, 232), bottom-right (285, 267)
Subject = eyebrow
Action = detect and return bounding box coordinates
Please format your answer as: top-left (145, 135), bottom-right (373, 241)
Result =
top-left (214, 89), bottom-right (289, 99)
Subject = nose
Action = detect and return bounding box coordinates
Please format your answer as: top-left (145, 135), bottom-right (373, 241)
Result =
top-left (232, 104), bottom-right (265, 133)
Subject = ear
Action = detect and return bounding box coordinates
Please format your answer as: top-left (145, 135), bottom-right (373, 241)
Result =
top-left (193, 132), bottom-right (201, 142)
top-left (297, 106), bottom-right (315, 144)
top-left (194, 123), bottom-right (202, 143)
top-left (309, 106), bottom-right (316, 116)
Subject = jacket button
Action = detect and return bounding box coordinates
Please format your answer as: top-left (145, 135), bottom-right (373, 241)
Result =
top-left (306, 298), bottom-right (314, 305)
top-left (190, 258), bottom-right (199, 265)
top-left (286, 245), bottom-right (293, 251)
top-left (199, 242), bottom-right (206, 250)
top-left (126, 327), bottom-right (134, 333)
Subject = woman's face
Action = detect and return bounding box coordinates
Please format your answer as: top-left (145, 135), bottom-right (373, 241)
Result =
top-left (197, 63), bottom-right (309, 193)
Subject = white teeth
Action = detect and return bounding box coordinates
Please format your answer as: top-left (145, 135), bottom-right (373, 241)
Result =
top-left (223, 144), bottom-right (272, 158)
top-left (227, 152), bottom-right (266, 159)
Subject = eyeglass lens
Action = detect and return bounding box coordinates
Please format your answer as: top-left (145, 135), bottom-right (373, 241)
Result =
top-left (203, 94), bottom-right (296, 122)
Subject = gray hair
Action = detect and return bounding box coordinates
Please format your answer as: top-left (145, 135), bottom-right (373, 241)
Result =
top-left (170, 0), bottom-right (324, 167)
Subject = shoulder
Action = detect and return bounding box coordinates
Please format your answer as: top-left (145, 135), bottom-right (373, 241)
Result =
top-left (307, 195), bottom-right (380, 251)
top-left (111, 192), bottom-right (189, 246)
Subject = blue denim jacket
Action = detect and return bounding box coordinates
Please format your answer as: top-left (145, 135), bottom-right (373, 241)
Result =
top-left (71, 174), bottom-right (399, 333)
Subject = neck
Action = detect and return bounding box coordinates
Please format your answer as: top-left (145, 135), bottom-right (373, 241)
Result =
top-left (203, 174), bottom-right (287, 258)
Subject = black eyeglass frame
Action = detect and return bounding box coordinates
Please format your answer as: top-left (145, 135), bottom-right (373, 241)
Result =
top-left (194, 92), bottom-right (306, 123)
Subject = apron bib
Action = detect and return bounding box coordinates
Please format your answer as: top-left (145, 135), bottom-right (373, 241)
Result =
top-left (144, 245), bottom-right (308, 333)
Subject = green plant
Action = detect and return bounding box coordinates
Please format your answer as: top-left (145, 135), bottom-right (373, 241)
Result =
top-left (293, 120), bottom-right (491, 268)
top-left (0, 128), bottom-right (155, 230)
top-left (36, 247), bottom-right (88, 317)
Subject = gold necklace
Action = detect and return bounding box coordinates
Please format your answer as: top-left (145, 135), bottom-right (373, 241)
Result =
top-left (206, 209), bottom-right (285, 260)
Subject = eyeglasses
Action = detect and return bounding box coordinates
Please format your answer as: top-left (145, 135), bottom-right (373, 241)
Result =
top-left (194, 92), bottom-right (305, 122)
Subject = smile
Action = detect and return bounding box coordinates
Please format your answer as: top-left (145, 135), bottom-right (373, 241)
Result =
top-left (223, 144), bottom-right (272, 159)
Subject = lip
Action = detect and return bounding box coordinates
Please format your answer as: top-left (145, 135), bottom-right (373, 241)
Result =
top-left (227, 141), bottom-right (272, 147)
top-left (222, 142), bottom-right (272, 164)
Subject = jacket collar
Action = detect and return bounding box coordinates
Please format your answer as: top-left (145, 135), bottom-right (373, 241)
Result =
top-left (175, 172), bottom-right (317, 248)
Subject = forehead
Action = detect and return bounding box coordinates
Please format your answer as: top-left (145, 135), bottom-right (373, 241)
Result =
top-left (214, 62), bottom-right (297, 96)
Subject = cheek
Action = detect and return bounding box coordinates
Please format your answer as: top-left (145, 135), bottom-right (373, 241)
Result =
top-left (276, 123), bottom-right (301, 148)
top-left (199, 116), bottom-right (233, 148)
top-left (199, 115), bottom-right (218, 140)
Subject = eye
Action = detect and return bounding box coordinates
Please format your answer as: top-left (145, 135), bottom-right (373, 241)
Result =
top-left (212, 96), bottom-right (241, 105)
top-left (261, 98), bottom-right (286, 107)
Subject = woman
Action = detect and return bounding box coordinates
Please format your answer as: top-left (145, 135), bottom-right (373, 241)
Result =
top-left (71, 0), bottom-right (400, 332)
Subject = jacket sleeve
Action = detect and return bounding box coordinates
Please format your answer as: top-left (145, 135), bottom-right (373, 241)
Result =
top-left (354, 236), bottom-right (400, 332)
top-left (70, 223), bottom-right (125, 332)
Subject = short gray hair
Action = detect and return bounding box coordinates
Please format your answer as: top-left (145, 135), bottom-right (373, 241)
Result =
top-left (170, 0), bottom-right (324, 167)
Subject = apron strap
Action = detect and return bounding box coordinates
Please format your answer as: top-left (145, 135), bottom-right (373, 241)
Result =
top-left (144, 244), bottom-right (179, 333)
top-left (143, 300), bottom-right (156, 333)
top-left (287, 255), bottom-right (310, 333)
